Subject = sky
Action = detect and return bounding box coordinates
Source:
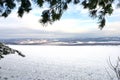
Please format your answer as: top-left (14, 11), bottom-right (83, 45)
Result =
top-left (0, 2), bottom-right (120, 39)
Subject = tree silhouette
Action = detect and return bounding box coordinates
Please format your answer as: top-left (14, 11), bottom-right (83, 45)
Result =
top-left (0, 0), bottom-right (120, 29)
top-left (0, 0), bottom-right (120, 59)
top-left (0, 42), bottom-right (25, 60)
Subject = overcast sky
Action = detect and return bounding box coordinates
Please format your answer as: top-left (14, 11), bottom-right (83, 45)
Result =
top-left (0, 3), bottom-right (120, 39)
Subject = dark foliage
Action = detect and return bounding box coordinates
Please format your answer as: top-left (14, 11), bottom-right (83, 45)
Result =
top-left (0, 42), bottom-right (25, 60)
top-left (0, 0), bottom-right (120, 59)
top-left (0, 0), bottom-right (120, 29)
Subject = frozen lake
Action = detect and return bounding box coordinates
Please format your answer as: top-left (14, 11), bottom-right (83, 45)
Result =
top-left (0, 45), bottom-right (120, 80)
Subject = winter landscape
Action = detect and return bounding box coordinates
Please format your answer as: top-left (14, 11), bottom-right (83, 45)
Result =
top-left (0, 0), bottom-right (120, 80)
top-left (0, 44), bottom-right (120, 80)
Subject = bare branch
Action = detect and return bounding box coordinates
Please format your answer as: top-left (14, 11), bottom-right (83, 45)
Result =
top-left (108, 57), bottom-right (120, 80)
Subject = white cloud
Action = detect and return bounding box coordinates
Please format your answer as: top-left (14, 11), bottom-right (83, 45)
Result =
top-left (46, 19), bottom-right (96, 33)
top-left (104, 22), bottom-right (120, 33)
top-left (84, 21), bottom-right (120, 37)
top-left (0, 3), bottom-right (120, 39)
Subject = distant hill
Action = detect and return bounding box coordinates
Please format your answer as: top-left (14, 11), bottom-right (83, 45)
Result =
top-left (0, 37), bottom-right (120, 46)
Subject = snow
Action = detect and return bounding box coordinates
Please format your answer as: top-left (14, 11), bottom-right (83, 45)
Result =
top-left (0, 45), bottom-right (120, 80)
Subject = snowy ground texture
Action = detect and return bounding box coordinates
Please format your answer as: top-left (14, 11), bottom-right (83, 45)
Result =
top-left (0, 45), bottom-right (120, 80)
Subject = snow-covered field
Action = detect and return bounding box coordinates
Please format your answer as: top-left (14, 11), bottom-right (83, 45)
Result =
top-left (0, 45), bottom-right (120, 80)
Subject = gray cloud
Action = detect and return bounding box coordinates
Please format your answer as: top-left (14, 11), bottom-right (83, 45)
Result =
top-left (0, 27), bottom-right (119, 39)
top-left (0, 28), bottom-right (77, 39)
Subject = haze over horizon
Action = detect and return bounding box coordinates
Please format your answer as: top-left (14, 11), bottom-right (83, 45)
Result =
top-left (0, 3), bottom-right (120, 39)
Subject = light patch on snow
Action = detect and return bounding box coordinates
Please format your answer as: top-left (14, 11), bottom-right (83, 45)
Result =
top-left (0, 46), bottom-right (120, 80)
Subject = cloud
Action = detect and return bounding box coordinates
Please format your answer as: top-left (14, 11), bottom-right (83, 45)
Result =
top-left (51, 20), bottom-right (94, 34)
top-left (0, 3), bottom-right (120, 39)
top-left (0, 28), bottom-right (77, 39)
